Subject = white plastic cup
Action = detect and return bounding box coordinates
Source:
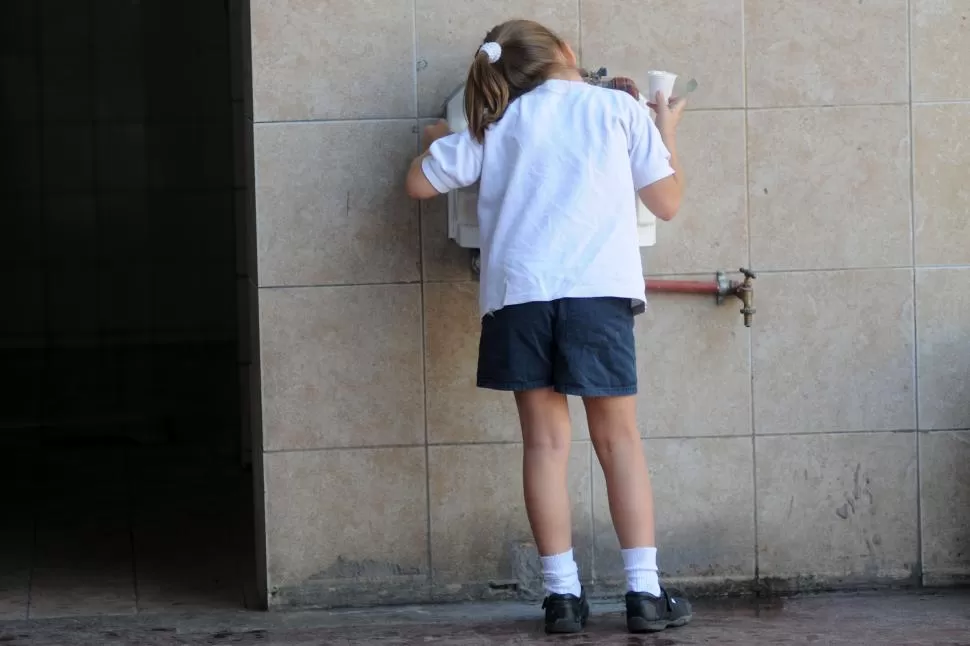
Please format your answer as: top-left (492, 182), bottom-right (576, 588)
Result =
top-left (646, 70), bottom-right (678, 102)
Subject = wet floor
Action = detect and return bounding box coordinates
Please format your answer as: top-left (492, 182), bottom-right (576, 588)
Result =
top-left (1, 590), bottom-right (968, 645)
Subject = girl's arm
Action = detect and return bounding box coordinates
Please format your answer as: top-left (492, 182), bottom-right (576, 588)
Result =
top-left (405, 120), bottom-right (452, 200)
top-left (638, 140), bottom-right (682, 221)
top-left (637, 93), bottom-right (687, 221)
top-left (406, 151), bottom-right (438, 200)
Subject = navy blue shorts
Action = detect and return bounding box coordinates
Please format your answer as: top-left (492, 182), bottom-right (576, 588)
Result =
top-left (476, 297), bottom-right (638, 397)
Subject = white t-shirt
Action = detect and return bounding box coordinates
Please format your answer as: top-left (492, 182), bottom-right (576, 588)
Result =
top-left (422, 78), bottom-right (674, 317)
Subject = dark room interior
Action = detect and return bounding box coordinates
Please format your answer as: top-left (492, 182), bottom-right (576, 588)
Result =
top-left (1, 0), bottom-right (258, 618)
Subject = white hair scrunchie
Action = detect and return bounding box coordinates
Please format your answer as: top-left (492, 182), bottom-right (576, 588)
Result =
top-left (478, 41), bottom-right (502, 64)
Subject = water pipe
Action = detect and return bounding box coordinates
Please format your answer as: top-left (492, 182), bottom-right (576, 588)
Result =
top-left (645, 268), bottom-right (757, 327)
top-left (469, 250), bottom-right (757, 327)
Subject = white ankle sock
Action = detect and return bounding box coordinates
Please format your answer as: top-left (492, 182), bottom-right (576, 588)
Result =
top-left (540, 549), bottom-right (582, 597)
top-left (621, 546), bottom-right (661, 596)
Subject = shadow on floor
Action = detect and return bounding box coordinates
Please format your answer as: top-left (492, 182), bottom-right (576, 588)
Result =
top-left (0, 444), bottom-right (256, 620)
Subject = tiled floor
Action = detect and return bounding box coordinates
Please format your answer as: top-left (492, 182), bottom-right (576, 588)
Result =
top-left (0, 445), bottom-right (255, 620)
top-left (1, 591), bottom-right (969, 645)
top-left (5, 447), bottom-right (968, 645)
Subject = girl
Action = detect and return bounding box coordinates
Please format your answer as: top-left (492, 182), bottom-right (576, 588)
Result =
top-left (406, 20), bottom-right (690, 635)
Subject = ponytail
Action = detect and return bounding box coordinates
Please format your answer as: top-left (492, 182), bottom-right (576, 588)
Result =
top-left (462, 20), bottom-right (570, 143)
top-left (464, 52), bottom-right (511, 143)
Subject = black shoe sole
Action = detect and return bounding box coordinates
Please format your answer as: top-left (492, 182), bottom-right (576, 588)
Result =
top-left (545, 601), bottom-right (590, 634)
top-left (627, 613), bottom-right (692, 633)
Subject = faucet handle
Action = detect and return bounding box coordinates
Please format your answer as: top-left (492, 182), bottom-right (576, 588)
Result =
top-left (739, 267), bottom-right (757, 280)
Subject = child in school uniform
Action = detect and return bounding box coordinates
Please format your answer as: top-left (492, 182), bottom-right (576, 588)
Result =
top-left (406, 19), bottom-right (690, 635)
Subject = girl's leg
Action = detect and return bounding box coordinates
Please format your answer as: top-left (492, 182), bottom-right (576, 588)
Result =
top-left (584, 394), bottom-right (660, 596)
top-left (515, 387), bottom-right (580, 597)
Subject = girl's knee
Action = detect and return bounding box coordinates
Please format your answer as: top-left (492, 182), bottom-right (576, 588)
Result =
top-left (523, 430), bottom-right (571, 453)
top-left (516, 389), bottom-right (572, 452)
top-left (590, 425), bottom-right (641, 456)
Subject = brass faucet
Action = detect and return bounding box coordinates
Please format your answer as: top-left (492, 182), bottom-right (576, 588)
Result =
top-left (735, 268), bottom-right (756, 328)
top-left (712, 268), bottom-right (756, 327)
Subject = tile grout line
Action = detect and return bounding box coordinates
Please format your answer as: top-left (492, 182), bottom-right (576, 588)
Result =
top-left (745, 101), bottom-right (911, 111)
top-left (741, 0), bottom-right (759, 587)
top-left (258, 281), bottom-right (425, 290)
top-left (254, 117), bottom-right (428, 126)
top-left (26, 522), bottom-right (36, 620)
top-left (412, 0), bottom-right (433, 600)
top-left (411, 0), bottom-right (419, 120)
top-left (906, 0), bottom-right (924, 586)
top-left (37, 0), bottom-right (52, 459)
top-left (420, 190), bottom-right (434, 598)
top-left (909, 98), bottom-right (970, 105)
top-left (579, 0), bottom-right (594, 585)
top-left (26, 447), bottom-right (38, 620)
top-left (260, 428), bottom-right (950, 454)
top-left (125, 446), bottom-right (141, 612)
top-left (253, 263), bottom-right (970, 292)
top-left (89, 0), bottom-right (111, 408)
top-left (245, 101), bottom-right (970, 126)
top-left (577, 0), bottom-right (583, 65)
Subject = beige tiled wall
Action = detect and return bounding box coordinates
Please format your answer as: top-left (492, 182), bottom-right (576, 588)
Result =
top-left (248, 0), bottom-right (970, 606)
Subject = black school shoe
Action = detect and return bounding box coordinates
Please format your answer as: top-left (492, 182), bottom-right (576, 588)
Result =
top-left (542, 588), bottom-right (590, 634)
top-left (625, 587), bottom-right (693, 633)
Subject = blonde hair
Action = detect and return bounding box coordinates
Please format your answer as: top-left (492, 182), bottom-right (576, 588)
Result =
top-left (464, 20), bottom-right (569, 143)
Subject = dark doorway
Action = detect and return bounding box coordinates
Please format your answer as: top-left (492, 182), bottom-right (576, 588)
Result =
top-left (0, 0), bottom-right (259, 618)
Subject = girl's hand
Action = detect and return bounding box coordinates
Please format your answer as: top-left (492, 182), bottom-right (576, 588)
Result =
top-left (423, 119), bottom-right (451, 151)
top-left (650, 92), bottom-right (687, 139)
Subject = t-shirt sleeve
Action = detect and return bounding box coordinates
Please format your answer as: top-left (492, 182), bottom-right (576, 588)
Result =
top-left (627, 101), bottom-right (675, 191)
top-left (421, 130), bottom-right (484, 193)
